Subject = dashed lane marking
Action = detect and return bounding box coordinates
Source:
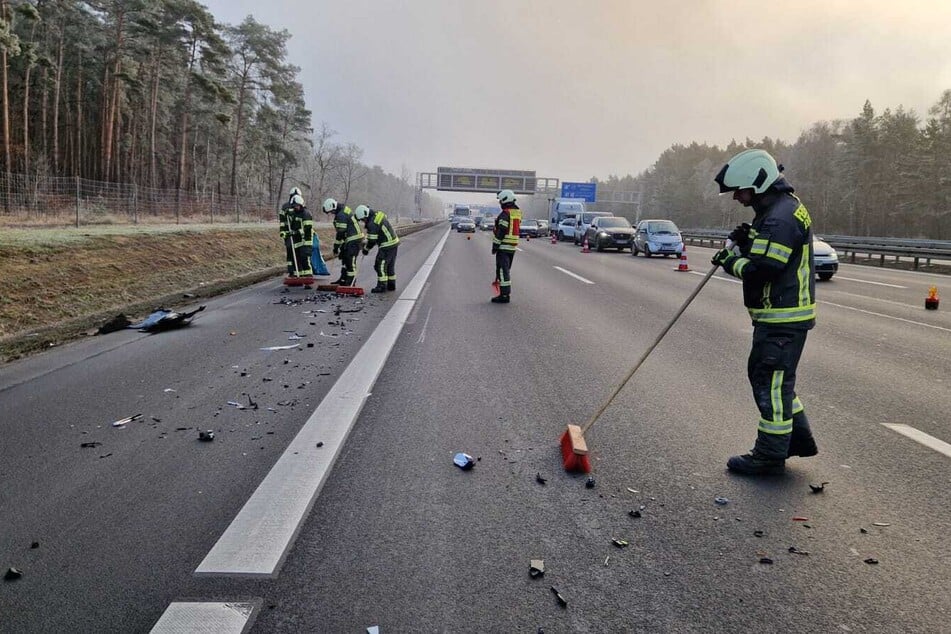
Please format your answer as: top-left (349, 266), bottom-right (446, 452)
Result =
top-left (150, 601), bottom-right (260, 634)
top-left (882, 424), bottom-right (951, 459)
top-left (194, 230), bottom-right (450, 578)
top-left (820, 300), bottom-right (951, 334)
top-left (835, 275), bottom-right (906, 288)
top-left (554, 266), bottom-right (594, 285)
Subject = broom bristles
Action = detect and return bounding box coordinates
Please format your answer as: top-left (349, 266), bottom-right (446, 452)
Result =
top-left (560, 428), bottom-right (592, 473)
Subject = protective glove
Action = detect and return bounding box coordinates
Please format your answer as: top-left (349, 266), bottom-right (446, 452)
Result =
top-left (332, 245), bottom-right (340, 257)
top-left (280, 231), bottom-right (288, 240)
top-left (711, 247), bottom-right (739, 272)
top-left (362, 248), bottom-right (369, 256)
top-left (728, 222), bottom-right (753, 249)
top-left (491, 245), bottom-right (499, 255)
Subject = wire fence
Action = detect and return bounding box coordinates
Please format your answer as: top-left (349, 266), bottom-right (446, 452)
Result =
top-left (0, 173), bottom-right (278, 227)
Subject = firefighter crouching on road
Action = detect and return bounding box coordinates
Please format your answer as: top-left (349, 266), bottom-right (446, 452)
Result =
top-left (322, 197), bottom-right (364, 286)
top-left (279, 187), bottom-right (314, 279)
top-left (712, 148), bottom-right (819, 476)
top-left (491, 189), bottom-right (521, 304)
top-left (355, 205), bottom-right (400, 293)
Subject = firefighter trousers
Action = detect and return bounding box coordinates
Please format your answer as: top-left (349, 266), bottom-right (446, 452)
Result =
top-left (375, 246), bottom-right (398, 287)
top-left (748, 325), bottom-right (809, 459)
top-left (495, 250), bottom-right (515, 296)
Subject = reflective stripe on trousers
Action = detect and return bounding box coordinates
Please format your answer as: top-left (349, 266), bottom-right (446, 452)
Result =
top-left (495, 251), bottom-right (514, 294)
top-left (748, 326), bottom-right (808, 436)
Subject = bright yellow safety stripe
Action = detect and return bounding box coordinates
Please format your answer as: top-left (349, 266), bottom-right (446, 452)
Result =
top-left (798, 241), bottom-right (812, 307)
top-left (748, 304), bottom-right (816, 323)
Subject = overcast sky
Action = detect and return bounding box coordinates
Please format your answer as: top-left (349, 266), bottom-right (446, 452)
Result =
top-left (202, 0), bottom-right (951, 192)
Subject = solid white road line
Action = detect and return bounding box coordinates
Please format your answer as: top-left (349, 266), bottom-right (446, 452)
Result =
top-left (882, 424), bottom-right (951, 459)
top-left (151, 601), bottom-right (259, 634)
top-left (195, 229), bottom-right (450, 578)
top-left (554, 266), bottom-right (594, 284)
top-left (835, 275), bottom-right (906, 288)
top-left (820, 300), bottom-right (951, 334)
top-left (690, 270), bottom-right (741, 284)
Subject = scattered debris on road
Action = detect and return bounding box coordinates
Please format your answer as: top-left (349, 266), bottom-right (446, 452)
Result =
top-left (872, 522), bottom-right (891, 527)
top-left (628, 509), bottom-right (642, 518)
top-left (759, 557), bottom-right (774, 565)
top-left (260, 344), bottom-right (300, 351)
top-left (864, 558), bottom-right (879, 565)
top-left (550, 586), bottom-right (568, 608)
top-left (714, 496), bottom-right (730, 505)
top-left (198, 430), bottom-right (215, 442)
top-left (535, 472), bottom-right (547, 485)
top-left (4, 567), bottom-right (23, 581)
top-left (788, 546), bottom-right (810, 556)
top-left (530, 560), bottom-right (545, 578)
top-left (80, 442), bottom-right (102, 448)
top-left (111, 413), bottom-right (142, 428)
top-left (809, 482), bottom-right (829, 493)
top-left (453, 453), bottom-right (475, 470)
top-left (585, 477), bottom-right (596, 489)
top-left (126, 305), bottom-right (206, 333)
top-left (612, 539), bottom-right (629, 548)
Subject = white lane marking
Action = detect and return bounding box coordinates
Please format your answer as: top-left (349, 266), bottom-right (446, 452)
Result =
top-left (554, 266), bottom-right (594, 285)
top-left (882, 424), bottom-right (951, 459)
top-left (835, 275), bottom-right (906, 288)
top-left (831, 290), bottom-right (920, 311)
top-left (516, 246), bottom-right (524, 252)
top-left (819, 300), bottom-right (951, 334)
top-left (416, 306), bottom-right (433, 344)
top-left (195, 229), bottom-right (450, 578)
top-left (151, 601), bottom-right (259, 633)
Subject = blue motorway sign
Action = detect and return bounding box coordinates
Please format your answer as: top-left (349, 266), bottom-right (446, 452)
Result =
top-left (561, 181), bottom-right (597, 202)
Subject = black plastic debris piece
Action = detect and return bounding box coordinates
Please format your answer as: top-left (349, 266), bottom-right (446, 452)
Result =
top-left (529, 560), bottom-right (545, 578)
top-left (316, 442), bottom-right (324, 448)
top-left (97, 313), bottom-right (131, 335)
top-left (864, 558), bottom-right (879, 565)
top-left (98, 453), bottom-right (112, 459)
top-left (714, 496), bottom-right (730, 505)
top-left (759, 557), bottom-right (774, 565)
top-left (809, 481), bottom-right (829, 494)
top-left (30, 542), bottom-right (39, 549)
top-left (585, 477), bottom-right (596, 489)
top-left (453, 453), bottom-right (475, 470)
top-left (788, 546), bottom-right (810, 556)
top-left (612, 539), bottom-right (629, 548)
top-left (80, 442), bottom-right (102, 449)
top-left (754, 530), bottom-right (766, 538)
top-left (550, 586), bottom-right (568, 608)
top-left (535, 472), bottom-right (547, 485)
top-left (860, 528), bottom-right (869, 534)
top-left (628, 509), bottom-right (642, 518)
top-left (129, 305), bottom-right (206, 333)
top-left (198, 430), bottom-right (215, 442)
top-left (4, 567), bottom-right (23, 581)
top-left (247, 395), bottom-right (258, 410)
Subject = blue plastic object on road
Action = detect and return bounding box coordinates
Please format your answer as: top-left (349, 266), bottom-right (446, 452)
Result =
top-left (312, 234), bottom-right (330, 275)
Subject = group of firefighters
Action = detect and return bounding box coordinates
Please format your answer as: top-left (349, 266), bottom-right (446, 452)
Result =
top-left (275, 147), bottom-right (819, 476)
top-left (278, 189), bottom-right (400, 293)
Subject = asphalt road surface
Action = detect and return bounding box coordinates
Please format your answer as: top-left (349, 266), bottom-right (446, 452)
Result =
top-left (1, 224), bottom-right (949, 633)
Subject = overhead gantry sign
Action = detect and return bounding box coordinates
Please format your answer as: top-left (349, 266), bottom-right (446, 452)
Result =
top-left (418, 167), bottom-right (559, 195)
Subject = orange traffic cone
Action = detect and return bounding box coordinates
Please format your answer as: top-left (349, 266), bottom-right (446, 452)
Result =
top-left (925, 286), bottom-right (940, 310)
top-left (675, 245), bottom-right (690, 271)
top-left (581, 235), bottom-right (591, 253)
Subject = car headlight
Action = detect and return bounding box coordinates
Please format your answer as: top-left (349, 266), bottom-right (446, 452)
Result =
top-left (599, 231), bottom-right (609, 237)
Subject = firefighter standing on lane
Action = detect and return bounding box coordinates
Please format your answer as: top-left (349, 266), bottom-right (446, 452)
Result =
top-left (279, 187), bottom-right (314, 280)
top-left (491, 189), bottom-right (522, 304)
top-left (355, 205), bottom-right (400, 293)
top-left (712, 148), bottom-right (819, 476)
top-left (322, 197), bottom-right (364, 286)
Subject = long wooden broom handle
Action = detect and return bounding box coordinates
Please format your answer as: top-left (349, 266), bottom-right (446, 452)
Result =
top-left (581, 262), bottom-right (721, 434)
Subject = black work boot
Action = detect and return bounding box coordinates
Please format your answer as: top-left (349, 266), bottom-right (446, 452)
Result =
top-left (787, 412), bottom-right (818, 458)
top-left (386, 281), bottom-right (396, 291)
top-left (371, 283), bottom-right (387, 293)
top-left (490, 295), bottom-right (510, 304)
top-left (728, 432), bottom-right (788, 475)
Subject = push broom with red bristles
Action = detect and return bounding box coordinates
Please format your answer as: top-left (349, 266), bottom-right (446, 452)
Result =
top-left (561, 257), bottom-right (726, 473)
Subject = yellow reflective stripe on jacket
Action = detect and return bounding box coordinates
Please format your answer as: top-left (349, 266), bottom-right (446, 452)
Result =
top-left (747, 304), bottom-right (817, 323)
top-left (501, 209), bottom-right (521, 250)
top-left (371, 211), bottom-right (400, 248)
top-left (798, 241), bottom-right (812, 307)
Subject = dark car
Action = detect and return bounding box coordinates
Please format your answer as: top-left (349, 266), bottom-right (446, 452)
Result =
top-left (456, 218), bottom-right (476, 233)
top-left (585, 216), bottom-right (635, 251)
top-left (518, 219), bottom-right (540, 238)
top-left (813, 237), bottom-right (838, 280)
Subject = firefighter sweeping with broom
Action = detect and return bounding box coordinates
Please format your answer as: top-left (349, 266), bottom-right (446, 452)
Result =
top-left (355, 205), bottom-right (400, 293)
top-left (279, 187), bottom-right (315, 286)
top-left (322, 197), bottom-right (364, 287)
top-left (712, 148), bottom-right (819, 475)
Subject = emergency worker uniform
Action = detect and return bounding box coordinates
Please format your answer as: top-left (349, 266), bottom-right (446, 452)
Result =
top-left (716, 178), bottom-right (817, 465)
top-left (364, 209), bottom-right (400, 292)
top-left (333, 205), bottom-right (364, 286)
top-left (491, 203), bottom-right (521, 302)
top-left (279, 201), bottom-right (314, 277)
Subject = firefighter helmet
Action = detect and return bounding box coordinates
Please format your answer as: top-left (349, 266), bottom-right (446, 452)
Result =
top-left (322, 198), bottom-right (338, 213)
top-left (354, 205), bottom-right (371, 220)
top-left (714, 149), bottom-right (781, 195)
top-left (497, 189), bottom-right (516, 204)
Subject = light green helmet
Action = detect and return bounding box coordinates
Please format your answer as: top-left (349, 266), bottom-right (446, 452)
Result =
top-left (497, 189), bottom-right (516, 204)
top-left (322, 198), bottom-right (338, 213)
top-left (354, 204), bottom-right (371, 220)
top-left (714, 149), bottom-right (781, 195)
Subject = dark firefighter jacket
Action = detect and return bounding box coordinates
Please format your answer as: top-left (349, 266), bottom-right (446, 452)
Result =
top-left (365, 210), bottom-right (400, 250)
top-left (279, 203), bottom-right (314, 248)
top-left (333, 206), bottom-right (364, 249)
top-left (721, 178), bottom-right (816, 329)
top-left (492, 205), bottom-right (522, 252)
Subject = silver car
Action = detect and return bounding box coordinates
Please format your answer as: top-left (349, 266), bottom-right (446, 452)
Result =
top-left (813, 237), bottom-right (838, 280)
top-left (632, 219), bottom-right (684, 257)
